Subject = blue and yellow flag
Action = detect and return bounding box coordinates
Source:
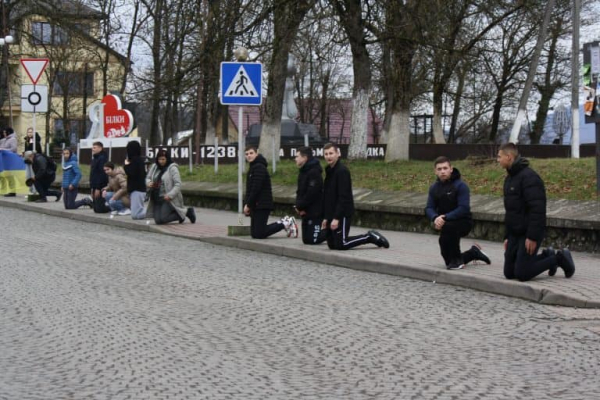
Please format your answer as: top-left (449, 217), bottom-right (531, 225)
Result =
top-left (0, 151), bottom-right (28, 195)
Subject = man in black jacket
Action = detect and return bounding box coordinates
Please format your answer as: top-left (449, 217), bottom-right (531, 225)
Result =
top-left (498, 143), bottom-right (575, 281)
top-left (23, 151), bottom-right (61, 203)
top-left (321, 143), bottom-right (389, 250)
top-left (425, 156), bottom-right (491, 270)
top-left (244, 146), bottom-right (297, 239)
top-left (294, 146), bottom-right (327, 245)
top-left (90, 142), bottom-right (109, 212)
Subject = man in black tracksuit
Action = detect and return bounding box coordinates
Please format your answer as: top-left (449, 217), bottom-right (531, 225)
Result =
top-left (294, 146), bottom-right (326, 245)
top-left (425, 156), bottom-right (491, 270)
top-left (321, 143), bottom-right (389, 250)
top-left (244, 146), bottom-right (296, 239)
top-left (498, 143), bottom-right (575, 281)
top-left (90, 141), bottom-right (109, 213)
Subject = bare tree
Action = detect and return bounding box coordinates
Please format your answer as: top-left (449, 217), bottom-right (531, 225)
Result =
top-left (258, 0), bottom-right (315, 163)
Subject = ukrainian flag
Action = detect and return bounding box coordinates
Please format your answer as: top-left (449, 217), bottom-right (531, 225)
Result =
top-left (0, 151), bottom-right (28, 195)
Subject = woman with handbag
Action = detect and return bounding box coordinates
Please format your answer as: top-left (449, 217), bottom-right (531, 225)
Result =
top-left (145, 149), bottom-right (196, 225)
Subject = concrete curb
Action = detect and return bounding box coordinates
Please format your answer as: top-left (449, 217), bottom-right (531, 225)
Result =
top-left (3, 198), bottom-right (599, 309)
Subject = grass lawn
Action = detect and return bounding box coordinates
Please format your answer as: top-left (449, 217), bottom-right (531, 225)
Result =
top-left (180, 157), bottom-right (599, 201)
top-left (71, 157), bottom-right (598, 201)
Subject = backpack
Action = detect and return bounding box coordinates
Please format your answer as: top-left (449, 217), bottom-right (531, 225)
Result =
top-left (45, 155), bottom-right (57, 173)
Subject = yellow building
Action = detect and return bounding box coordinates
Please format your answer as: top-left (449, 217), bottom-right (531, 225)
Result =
top-left (0, 0), bottom-right (128, 151)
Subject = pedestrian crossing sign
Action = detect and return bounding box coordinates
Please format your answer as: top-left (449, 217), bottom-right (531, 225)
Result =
top-left (220, 62), bottom-right (262, 105)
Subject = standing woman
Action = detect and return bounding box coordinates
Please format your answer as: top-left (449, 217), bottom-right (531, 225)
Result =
top-left (24, 127), bottom-right (42, 153)
top-left (145, 149), bottom-right (196, 225)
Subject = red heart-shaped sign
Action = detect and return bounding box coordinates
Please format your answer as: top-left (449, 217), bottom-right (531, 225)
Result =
top-left (102, 95), bottom-right (133, 138)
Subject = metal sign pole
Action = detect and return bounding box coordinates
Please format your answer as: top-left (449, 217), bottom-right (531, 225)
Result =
top-left (214, 136), bottom-right (218, 174)
top-left (238, 106), bottom-right (244, 224)
top-left (32, 109), bottom-right (36, 153)
top-left (188, 138), bottom-right (192, 174)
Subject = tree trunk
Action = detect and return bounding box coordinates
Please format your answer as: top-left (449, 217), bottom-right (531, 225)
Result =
top-left (509, 0), bottom-right (556, 143)
top-left (259, 0), bottom-right (314, 163)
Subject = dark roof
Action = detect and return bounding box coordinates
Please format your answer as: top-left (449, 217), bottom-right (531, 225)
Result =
top-left (14, 0), bottom-right (106, 20)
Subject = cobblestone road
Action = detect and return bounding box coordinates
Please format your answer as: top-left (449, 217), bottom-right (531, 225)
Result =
top-left (1, 208), bottom-right (600, 400)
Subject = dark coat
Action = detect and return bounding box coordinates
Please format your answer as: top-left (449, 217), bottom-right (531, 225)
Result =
top-left (425, 168), bottom-right (472, 222)
top-left (244, 154), bottom-right (273, 210)
top-left (295, 157), bottom-right (323, 219)
top-left (503, 157), bottom-right (546, 242)
top-left (24, 132), bottom-right (42, 153)
top-left (32, 153), bottom-right (55, 182)
top-left (90, 150), bottom-right (108, 189)
top-left (124, 141), bottom-right (147, 193)
top-left (322, 161), bottom-right (354, 220)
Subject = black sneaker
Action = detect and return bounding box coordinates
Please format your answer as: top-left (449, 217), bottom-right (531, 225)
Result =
top-left (35, 198), bottom-right (48, 203)
top-left (470, 244), bottom-right (491, 264)
top-left (3, 193), bottom-right (16, 197)
top-left (186, 207), bottom-right (196, 224)
top-left (368, 230), bottom-right (389, 248)
top-left (542, 247), bottom-right (557, 276)
top-left (447, 262), bottom-right (464, 270)
top-left (56, 192), bottom-right (62, 202)
top-left (557, 249), bottom-right (575, 278)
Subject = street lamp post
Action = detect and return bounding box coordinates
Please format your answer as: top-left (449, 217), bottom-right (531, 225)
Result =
top-left (0, 34), bottom-right (14, 127)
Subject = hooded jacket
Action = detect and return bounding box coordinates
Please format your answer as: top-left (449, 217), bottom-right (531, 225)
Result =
top-left (124, 141), bottom-right (147, 193)
top-left (425, 167), bottom-right (471, 222)
top-left (322, 160), bottom-right (354, 221)
top-left (0, 132), bottom-right (17, 153)
top-left (104, 167), bottom-right (130, 207)
top-left (244, 154), bottom-right (273, 210)
top-left (90, 150), bottom-right (108, 189)
top-left (295, 157), bottom-right (323, 219)
top-left (61, 154), bottom-right (82, 188)
top-left (503, 157), bottom-right (546, 242)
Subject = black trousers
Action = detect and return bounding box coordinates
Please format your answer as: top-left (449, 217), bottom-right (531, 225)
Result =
top-left (154, 199), bottom-right (183, 225)
top-left (438, 219), bottom-right (473, 266)
top-left (250, 209), bottom-right (285, 239)
top-left (326, 217), bottom-right (371, 250)
top-left (504, 234), bottom-right (557, 281)
top-left (34, 178), bottom-right (60, 200)
top-left (301, 217), bottom-right (327, 245)
top-left (63, 187), bottom-right (88, 209)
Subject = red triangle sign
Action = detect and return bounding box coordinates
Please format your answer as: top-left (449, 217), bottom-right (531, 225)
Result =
top-left (20, 58), bottom-right (49, 84)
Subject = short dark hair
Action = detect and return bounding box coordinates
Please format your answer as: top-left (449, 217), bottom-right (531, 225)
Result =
top-left (323, 142), bottom-right (338, 151)
top-left (104, 162), bottom-right (115, 170)
top-left (297, 146), bottom-right (313, 159)
top-left (433, 156), bottom-right (451, 167)
top-left (93, 141), bottom-right (104, 148)
top-left (245, 145), bottom-right (258, 152)
top-left (499, 142), bottom-right (518, 156)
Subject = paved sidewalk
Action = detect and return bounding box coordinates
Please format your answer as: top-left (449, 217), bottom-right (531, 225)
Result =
top-left (2, 195), bottom-right (600, 308)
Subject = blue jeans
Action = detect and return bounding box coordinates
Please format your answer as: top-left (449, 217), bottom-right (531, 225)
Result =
top-left (105, 192), bottom-right (126, 212)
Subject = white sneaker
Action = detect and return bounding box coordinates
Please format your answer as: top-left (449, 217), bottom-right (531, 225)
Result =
top-left (110, 210), bottom-right (119, 216)
top-left (117, 208), bottom-right (131, 216)
top-left (287, 216), bottom-right (298, 238)
top-left (281, 216), bottom-right (291, 233)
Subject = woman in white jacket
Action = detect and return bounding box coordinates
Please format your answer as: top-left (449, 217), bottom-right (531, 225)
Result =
top-left (145, 150), bottom-right (196, 225)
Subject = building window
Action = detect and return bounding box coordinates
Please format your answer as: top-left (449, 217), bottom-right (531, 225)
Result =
top-left (53, 71), bottom-right (94, 96)
top-left (54, 119), bottom-right (90, 142)
top-left (32, 21), bottom-right (69, 45)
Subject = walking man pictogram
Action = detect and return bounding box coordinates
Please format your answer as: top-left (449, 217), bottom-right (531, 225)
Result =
top-left (231, 71), bottom-right (254, 96)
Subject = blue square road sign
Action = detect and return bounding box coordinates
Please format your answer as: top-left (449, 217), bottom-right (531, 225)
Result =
top-left (220, 62), bottom-right (263, 106)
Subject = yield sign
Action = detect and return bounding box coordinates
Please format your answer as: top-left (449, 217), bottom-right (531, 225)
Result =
top-left (20, 58), bottom-right (49, 84)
